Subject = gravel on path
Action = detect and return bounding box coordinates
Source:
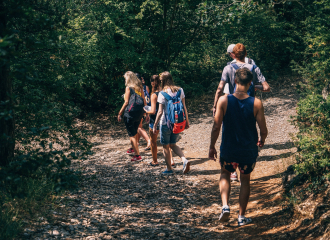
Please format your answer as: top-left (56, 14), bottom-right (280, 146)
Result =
top-left (24, 84), bottom-right (302, 240)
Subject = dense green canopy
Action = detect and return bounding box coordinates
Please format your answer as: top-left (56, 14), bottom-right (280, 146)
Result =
top-left (0, 0), bottom-right (330, 237)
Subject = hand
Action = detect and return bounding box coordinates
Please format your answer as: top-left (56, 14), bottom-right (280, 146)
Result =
top-left (185, 121), bottom-right (189, 130)
top-left (209, 147), bottom-right (217, 161)
top-left (145, 114), bottom-right (150, 123)
top-left (212, 107), bottom-right (216, 117)
top-left (117, 115), bottom-right (122, 122)
top-left (257, 140), bottom-right (264, 148)
top-left (153, 127), bottom-right (157, 134)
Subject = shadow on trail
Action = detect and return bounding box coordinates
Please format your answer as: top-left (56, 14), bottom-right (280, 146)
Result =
top-left (64, 157), bottom-right (310, 239)
top-left (262, 141), bottom-right (295, 151)
top-left (257, 152), bottom-right (295, 162)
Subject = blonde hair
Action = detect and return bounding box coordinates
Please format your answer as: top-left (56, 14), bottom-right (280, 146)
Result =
top-left (124, 71), bottom-right (143, 91)
top-left (159, 71), bottom-right (180, 93)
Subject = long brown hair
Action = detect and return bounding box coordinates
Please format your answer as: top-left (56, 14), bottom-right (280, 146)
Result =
top-left (150, 75), bottom-right (160, 94)
top-left (159, 71), bottom-right (180, 93)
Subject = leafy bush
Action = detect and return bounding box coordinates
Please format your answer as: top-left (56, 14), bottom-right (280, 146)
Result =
top-left (290, 0), bottom-right (330, 184)
top-left (293, 95), bottom-right (330, 180)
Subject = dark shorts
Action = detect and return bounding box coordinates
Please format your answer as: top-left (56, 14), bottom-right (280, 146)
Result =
top-left (220, 156), bottom-right (256, 175)
top-left (124, 116), bottom-right (143, 137)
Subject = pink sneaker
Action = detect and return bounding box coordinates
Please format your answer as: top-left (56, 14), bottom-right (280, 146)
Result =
top-left (126, 148), bottom-right (135, 154)
top-left (230, 172), bottom-right (238, 181)
top-left (131, 155), bottom-right (142, 162)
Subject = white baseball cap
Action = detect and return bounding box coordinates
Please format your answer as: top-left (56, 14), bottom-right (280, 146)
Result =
top-left (227, 44), bottom-right (236, 53)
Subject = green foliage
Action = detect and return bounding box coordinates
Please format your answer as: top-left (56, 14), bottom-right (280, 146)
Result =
top-left (290, 0), bottom-right (330, 185)
top-left (293, 95), bottom-right (330, 180)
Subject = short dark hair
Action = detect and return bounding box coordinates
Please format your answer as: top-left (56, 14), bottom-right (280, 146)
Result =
top-left (235, 68), bottom-right (253, 86)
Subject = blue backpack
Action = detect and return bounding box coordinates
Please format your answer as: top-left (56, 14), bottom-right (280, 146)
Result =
top-left (160, 89), bottom-right (186, 133)
top-left (231, 63), bottom-right (256, 97)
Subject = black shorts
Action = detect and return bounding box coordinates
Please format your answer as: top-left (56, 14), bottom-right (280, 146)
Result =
top-left (124, 116), bottom-right (143, 137)
top-left (220, 156), bottom-right (256, 175)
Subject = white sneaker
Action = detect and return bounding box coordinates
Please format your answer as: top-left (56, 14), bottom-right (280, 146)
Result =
top-left (183, 159), bottom-right (190, 174)
top-left (230, 172), bottom-right (238, 181)
top-left (219, 206), bottom-right (230, 222)
top-left (238, 216), bottom-right (252, 226)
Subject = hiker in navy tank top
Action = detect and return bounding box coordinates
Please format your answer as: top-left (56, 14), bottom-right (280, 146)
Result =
top-left (209, 68), bottom-right (268, 226)
top-left (213, 43), bottom-right (271, 182)
top-left (144, 75), bottom-right (162, 166)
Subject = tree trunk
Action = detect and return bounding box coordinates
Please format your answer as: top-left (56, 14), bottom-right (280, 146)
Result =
top-left (0, 2), bottom-right (15, 166)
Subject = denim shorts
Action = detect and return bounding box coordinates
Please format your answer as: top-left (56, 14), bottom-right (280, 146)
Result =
top-left (160, 124), bottom-right (179, 145)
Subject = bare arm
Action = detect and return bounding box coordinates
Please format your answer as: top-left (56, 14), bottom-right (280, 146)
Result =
top-left (209, 96), bottom-right (227, 160)
top-left (254, 98), bottom-right (268, 145)
top-left (140, 88), bottom-right (149, 122)
top-left (146, 86), bottom-right (150, 94)
top-left (213, 80), bottom-right (226, 116)
top-left (145, 93), bottom-right (157, 114)
top-left (210, 96), bottom-right (226, 149)
top-left (181, 97), bottom-right (189, 129)
top-left (255, 82), bottom-right (270, 92)
top-left (118, 87), bottom-right (130, 121)
top-left (153, 104), bottom-right (164, 133)
top-left (261, 81), bottom-right (270, 92)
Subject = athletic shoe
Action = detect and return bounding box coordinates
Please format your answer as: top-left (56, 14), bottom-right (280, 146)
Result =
top-left (238, 216), bottom-right (252, 226)
top-left (162, 169), bottom-right (173, 174)
top-left (183, 160), bottom-right (190, 174)
top-left (126, 148), bottom-right (135, 154)
top-left (131, 155), bottom-right (142, 162)
top-left (219, 205), bottom-right (230, 222)
top-left (230, 172), bottom-right (238, 181)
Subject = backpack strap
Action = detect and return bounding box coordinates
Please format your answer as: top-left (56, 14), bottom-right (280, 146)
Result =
top-left (250, 65), bottom-right (257, 72)
top-left (129, 87), bottom-right (135, 95)
top-left (160, 91), bottom-right (172, 101)
top-left (175, 89), bottom-right (181, 98)
top-left (231, 63), bottom-right (240, 70)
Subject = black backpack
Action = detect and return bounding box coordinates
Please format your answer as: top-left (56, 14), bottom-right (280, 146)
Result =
top-left (124, 88), bottom-right (144, 119)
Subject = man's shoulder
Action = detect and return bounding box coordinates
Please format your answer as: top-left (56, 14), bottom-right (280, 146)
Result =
top-left (253, 97), bottom-right (263, 109)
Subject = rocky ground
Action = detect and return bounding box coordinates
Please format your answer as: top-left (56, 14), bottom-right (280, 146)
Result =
top-left (22, 81), bottom-right (330, 239)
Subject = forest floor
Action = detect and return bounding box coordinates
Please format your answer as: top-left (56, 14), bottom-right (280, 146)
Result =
top-left (23, 78), bottom-right (330, 239)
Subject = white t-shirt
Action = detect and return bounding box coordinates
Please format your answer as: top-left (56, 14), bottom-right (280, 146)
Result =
top-left (157, 88), bottom-right (185, 125)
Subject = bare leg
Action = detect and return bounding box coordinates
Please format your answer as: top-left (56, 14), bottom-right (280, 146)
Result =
top-left (138, 119), bottom-right (150, 148)
top-left (169, 144), bottom-right (185, 162)
top-left (170, 150), bottom-right (174, 165)
top-left (220, 168), bottom-right (231, 206)
top-left (149, 128), bottom-right (159, 164)
top-left (163, 144), bottom-right (172, 170)
top-left (130, 134), bottom-right (139, 156)
top-left (239, 173), bottom-right (251, 216)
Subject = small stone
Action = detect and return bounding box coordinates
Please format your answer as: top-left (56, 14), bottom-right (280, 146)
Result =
top-left (52, 230), bottom-right (60, 236)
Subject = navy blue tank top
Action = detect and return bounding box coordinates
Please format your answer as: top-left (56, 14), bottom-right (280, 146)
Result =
top-left (143, 85), bottom-right (151, 106)
top-left (220, 95), bottom-right (258, 164)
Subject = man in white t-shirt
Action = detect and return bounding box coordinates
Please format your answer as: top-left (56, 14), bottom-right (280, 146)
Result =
top-left (214, 44), bottom-right (270, 113)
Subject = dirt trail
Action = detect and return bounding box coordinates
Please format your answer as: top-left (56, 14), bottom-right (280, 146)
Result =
top-left (26, 83), bottom-right (322, 240)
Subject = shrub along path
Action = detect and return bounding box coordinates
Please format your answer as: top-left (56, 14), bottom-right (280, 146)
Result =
top-left (24, 80), bottom-right (329, 239)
